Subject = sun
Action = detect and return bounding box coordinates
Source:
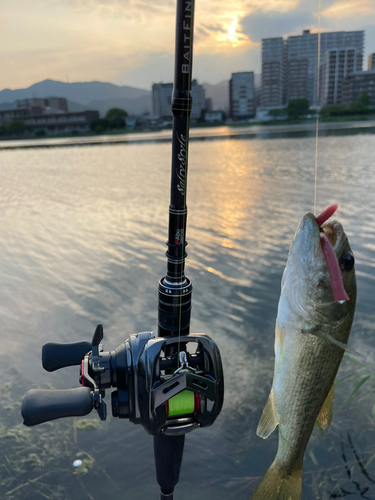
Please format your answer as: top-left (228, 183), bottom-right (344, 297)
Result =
top-left (228, 17), bottom-right (237, 37)
top-left (216, 15), bottom-right (244, 46)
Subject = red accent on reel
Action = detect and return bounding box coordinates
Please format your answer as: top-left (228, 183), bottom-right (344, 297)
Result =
top-left (194, 393), bottom-right (200, 416)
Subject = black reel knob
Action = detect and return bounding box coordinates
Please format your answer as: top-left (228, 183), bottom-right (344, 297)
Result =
top-left (22, 387), bottom-right (93, 426)
top-left (42, 341), bottom-right (92, 372)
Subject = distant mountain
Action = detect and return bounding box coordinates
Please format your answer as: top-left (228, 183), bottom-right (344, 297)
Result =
top-left (0, 79), bottom-right (150, 105)
top-left (64, 100), bottom-right (87, 112)
top-left (0, 79), bottom-right (151, 116)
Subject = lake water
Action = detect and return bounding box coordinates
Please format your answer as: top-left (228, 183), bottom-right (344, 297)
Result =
top-left (1, 130), bottom-right (375, 499)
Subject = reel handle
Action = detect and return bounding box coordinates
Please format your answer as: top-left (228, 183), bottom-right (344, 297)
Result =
top-left (42, 341), bottom-right (92, 372)
top-left (22, 387), bottom-right (93, 426)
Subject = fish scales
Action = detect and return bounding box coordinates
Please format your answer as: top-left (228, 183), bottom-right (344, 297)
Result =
top-left (275, 319), bottom-right (351, 472)
top-left (252, 211), bottom-right (356, 500)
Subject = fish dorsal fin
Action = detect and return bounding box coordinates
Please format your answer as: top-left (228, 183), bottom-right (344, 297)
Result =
top-left (257, 389), bottom-right (278, 439)
top-left (316, 384), bottom-right (334, 433)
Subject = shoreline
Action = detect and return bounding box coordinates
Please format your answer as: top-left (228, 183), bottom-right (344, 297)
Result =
top-left (1, 119), bottom-right (375, 150)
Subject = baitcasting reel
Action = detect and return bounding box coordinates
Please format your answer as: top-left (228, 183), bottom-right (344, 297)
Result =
top-left (21, 324), bottom-right (224, 435)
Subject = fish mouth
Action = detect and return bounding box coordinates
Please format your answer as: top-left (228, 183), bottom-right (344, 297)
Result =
top-left (321, 220), bottom-right (344, 253)
top-left (315, 204), bottom-right (345, 254)
top-left (318, 214), bottom-right (350, 302)
top-left (294, 211), bottom-right (345, 260)
top-left (284, 207), bottom-right (354, 316)
top-left (292, 210), bottom-right (348, 300)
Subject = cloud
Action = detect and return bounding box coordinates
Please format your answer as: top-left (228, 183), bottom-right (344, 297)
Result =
top-left (322, 0), bottom-right (375, 19)
top-left (116, 52), bottom-right (174, 87)
top-left (239, 9), bottom-right (316, 43)
top-left (193, 44), bottom-right (261, 85)
top-left (53, 0), bottom-right (175, 16)
top-left (248, 0), bottom-right (300, 13)
top-left (0, 47), bottom-right (145, 89)
top-left (0, 0), bottom-right (179, 89)
top-left (1, 0), bottom-right (373, 90)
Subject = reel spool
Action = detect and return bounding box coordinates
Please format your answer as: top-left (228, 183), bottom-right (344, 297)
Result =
top-left (21, 324), bottom-right (224, 436)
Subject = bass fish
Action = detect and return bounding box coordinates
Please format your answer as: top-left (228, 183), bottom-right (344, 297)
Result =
top-left (252, 205), bottom-right (356, 500)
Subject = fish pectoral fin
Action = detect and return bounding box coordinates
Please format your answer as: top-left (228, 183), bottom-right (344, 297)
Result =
top-left (316, 384), bottom-right (334, 433)
top-left (256, 389), bottom-right (278, 439)
top-left (302, 327), bottom-right (362, 358)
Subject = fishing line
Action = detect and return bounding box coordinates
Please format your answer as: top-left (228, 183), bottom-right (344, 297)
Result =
top-left (314, 0), bottom-right (322, 215)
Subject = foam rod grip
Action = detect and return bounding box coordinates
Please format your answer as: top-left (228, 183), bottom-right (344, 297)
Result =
top-left (22, 387), bottom-right (93, 426)
top-left (42, 341), bottom-right (92, 372)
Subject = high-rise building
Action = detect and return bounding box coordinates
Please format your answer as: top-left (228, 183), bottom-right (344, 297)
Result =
top-left (191, 79), bottom-right (206, 119)
top-left (320, 48), bottom-right (358, 105)
top-left (152, 83), bottom-right (173, 119)
top-left (261, 38), bottom-right (285, 107)
top-left (342, 70), bottom-right (375, 108)
top-left (368, 53), bottom-right (375, 71)
top-left (229, 72), bottom-right (255, 119)
top-left (261, 30), bottom-right (364, 107)
top-left (286, 30), bottom-right (317, 103)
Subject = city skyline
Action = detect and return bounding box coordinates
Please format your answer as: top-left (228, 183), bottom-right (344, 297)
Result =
top-left (1, 0), bottom-right (374, 92)
top-left (261, 30), bottom-right (365, 107)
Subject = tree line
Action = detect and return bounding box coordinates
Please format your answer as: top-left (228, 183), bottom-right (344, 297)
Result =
top-left (89, 108), bottom-right (128, 133)
top-left (0, 119), bottom-right (25, 137)
top-left (268, 93), bottom-right (372, 120)
top-left (320, 93), bottom-right (371, 117)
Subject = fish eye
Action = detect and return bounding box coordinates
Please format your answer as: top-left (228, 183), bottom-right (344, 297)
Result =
top-left (339, 252), bottom-right (355, 272)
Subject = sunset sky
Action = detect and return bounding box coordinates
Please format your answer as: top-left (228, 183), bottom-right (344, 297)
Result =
top-left (1, 0), bottom-right (374, 91)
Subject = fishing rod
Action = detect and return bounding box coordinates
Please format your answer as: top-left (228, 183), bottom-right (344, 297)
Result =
top-left (21, 1), bottom-right (224, 498)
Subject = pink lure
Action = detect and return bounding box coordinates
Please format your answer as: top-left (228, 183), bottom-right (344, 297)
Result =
top-left (316, 204), bottom-right (349, 302)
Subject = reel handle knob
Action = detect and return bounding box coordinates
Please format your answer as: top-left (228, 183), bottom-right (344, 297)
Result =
top-left (42, 341), bottom-right (92, 372)
top-left (22, 387), bottom-right (93, 426)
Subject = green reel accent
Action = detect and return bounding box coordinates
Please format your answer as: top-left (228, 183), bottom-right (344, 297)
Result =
top-left (167, 390), bottom-right (195, 416)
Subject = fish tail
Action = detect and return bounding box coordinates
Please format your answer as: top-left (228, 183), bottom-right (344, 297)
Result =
top-left (251, 459), bottom-right (302, 500)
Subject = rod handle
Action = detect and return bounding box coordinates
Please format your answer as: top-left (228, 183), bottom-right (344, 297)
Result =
top-left (22, 387), bottom-right (93, 426)
top-left (154, 434), bottom-right (185, 494)
top-left (42, 341), bottom-right (92, 372)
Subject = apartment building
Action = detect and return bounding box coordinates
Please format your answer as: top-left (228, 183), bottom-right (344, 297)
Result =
top-left (0, 108), bottom-right (99, 134)
top-left (342, 70), bottom-right (375, 108)
top-left (320, 48), bottom-right (358, 106)
top-left (229, 72), bottom-right (255, 119)
top-left (16, 97), bottom-right (68, 113)
top-left (0, 97), bottom-right (99, 135)
top-left (191, 79), bottom-right (206, 119)
top-left (152, 83), bottom-right (174, 119)
top-left (261, 37), bottom-right (285, 106)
